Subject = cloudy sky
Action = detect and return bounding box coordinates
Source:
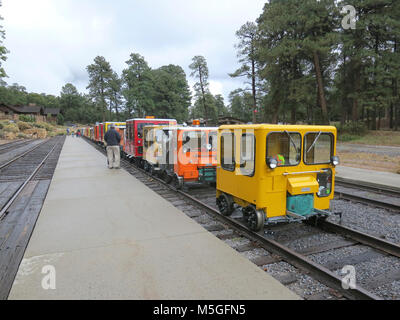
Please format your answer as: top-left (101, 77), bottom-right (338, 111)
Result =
top-left (1, 0), bottom-right (266, 103)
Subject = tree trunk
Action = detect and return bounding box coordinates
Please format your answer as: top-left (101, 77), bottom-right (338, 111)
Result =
top-left (394, 38), bottom-right (398, 131)
top-left (100, 74), bottom-right (106, 122)
top-left (362, 106), bottom-right (365, 123)
top-left (307, 104), bottom-right (311, 124)
top-left (102, 98), bottom-right (106, 122)
top-left (352, 73), bottom-right (360, 122)
top-left (390, 103), bottom-right (394, 129)
top-left (396, 96), bottom-right (399, 133)
top-left (315, 87), bottom-right (320, 125)
top-left (290, 107), bottom-right (296, 124)
top-left (271, 92), bottom-right (280, 124)
top-left (251, 57), bottom-right (257, 124)
top-left (371, 109), bottom-right (377, 130)
top-left (313, 51), bottom-right (329, 124)
top-left (199, 67), bottom-right (208, 126)
top-left (341, 51), bottom-right (347, 126)
top-left (377, 109), bottom-right (381, 130)
top-left (372, 31), bottom-right (379, 131)
top-left (115, 99), bottom-right (120, 121)
top-left (340, 101), bottom-right (346, 125)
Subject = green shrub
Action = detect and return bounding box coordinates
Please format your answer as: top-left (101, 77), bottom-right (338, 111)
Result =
top-left (33, 122), bottom-right (45, 129)
top-left (337, 133), bottom-right (358, 142)
top-left (17, 133), bottom-right (28, 139)
top-left (337, 121), bottom-right (368, 136)
top-left (44, 123), bottom-right (54, 132)
top-left (57, 113), bottom-right (64, 125)
top-left (0, 120), bottom-right (9, 128)
top-left (0, 129), bottom-right (4, 139)
top-left (19, 115), bottom-right (36, 123)
top-left (33, 122), bottom-right (54, 132)
top-left (3, 123), bottom-right (19, 133)
top-left (56, 130), bottom-right (66, 136)
top-left (17, 121), bottom-right (33, 131)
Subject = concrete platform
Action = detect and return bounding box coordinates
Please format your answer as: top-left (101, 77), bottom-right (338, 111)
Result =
top-left (8, 137), bottom-right (299, 300)
top-left (336, 166), bottom-right (400, 191)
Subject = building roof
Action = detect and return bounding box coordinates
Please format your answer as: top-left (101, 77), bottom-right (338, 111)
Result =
top-left (0, 104), bottom-right (60, 117)
top-left (43, 108), bottom-right (60, 115)
top-left (7, 105), bottom-right (42, 114)
top-left (0, 104), bottom-right (11, 112)
top-left (218, 116), bottom-right (245, 125)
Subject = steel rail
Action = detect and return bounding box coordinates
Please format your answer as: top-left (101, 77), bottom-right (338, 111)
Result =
top-left (335, 177), bottom-right (400, 197)
top-left (173, 191), bottom-right (381, 300)
top-left (335, 189), bottom-right (400, 212)
top-left (0, 141), bottom-right (35, 156)
top-left (0, 139), bottom-right (48, 170)
top-left (0, 139), bottom-right (59, 220)
top-left (317, 220), bottom-right (400, 258)
top-left (0, 140), bottom-right (22, 148)
top-left (0, 139), bottom-right (27, 152)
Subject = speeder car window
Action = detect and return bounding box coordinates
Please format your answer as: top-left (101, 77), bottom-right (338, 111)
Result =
top-left (267, 132), bottom-right (301, 166)
top-left (304, 133), bottom-right (333, 165)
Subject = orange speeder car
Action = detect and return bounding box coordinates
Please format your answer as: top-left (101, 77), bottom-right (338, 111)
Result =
top-left (165, 125), bottom-right (218, 189)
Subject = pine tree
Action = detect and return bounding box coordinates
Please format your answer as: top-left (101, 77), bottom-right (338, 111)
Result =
top-left (0, 0), bottom-right (9, 81)
top-left (230, 22), bottom-right (260, 123)
top-left (336, 0), bottom-right (400, 130)
top-left (189, 56), bottom-right (210, 125)
top-left (122, 53), bottom-right (153, 117)
top-left (152, 65), bottom-right (191, 122)
top-left (107, 72), bottom-right (122, 120)
top-left (257, 0), bottom-right (306, 124)
top-left (86, 56), bottom-right (114, 122)
top-left (228, 89), bottom-right (254, 123)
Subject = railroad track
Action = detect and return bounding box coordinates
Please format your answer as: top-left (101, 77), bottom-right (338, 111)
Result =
top-left (0, 138), bottom-right (61, 219)
top-left (0, 140), bottom-right (38, 155)
top-left (336, 177), bottom-right (400, 196)
top-left (0, 139), bottom-right (49, 171)
top-left (0, 136), bottom-right (66, 299)
top-left (86, 138), bottom-right (400, 300)
top-left (335, 179), bottom-right (400, 212)
top-left (0, 140), bottom-right (27, 153)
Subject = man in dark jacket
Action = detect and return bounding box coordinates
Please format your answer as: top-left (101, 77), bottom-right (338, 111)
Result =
top-left (104, 125), bottom-right (121, 169)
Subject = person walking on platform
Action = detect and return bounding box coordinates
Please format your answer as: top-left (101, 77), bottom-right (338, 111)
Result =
top-left (104, 125), bottom-right (121, 169)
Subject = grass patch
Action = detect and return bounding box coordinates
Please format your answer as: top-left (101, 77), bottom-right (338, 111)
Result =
top-left (3, 123), bottom-right (19, 133)
top-left (338, 150), bottom-right (400, 174)
top-left (339, 130), bottom-right (400, 146)
top-left (17, 121), bottom-right (33, 131)
top-left (17, 133), bottom-right (28, 139)
top-left (33, 122), bottom-right (54, 132)
top-left (337, 133), bottom-right (360, 142)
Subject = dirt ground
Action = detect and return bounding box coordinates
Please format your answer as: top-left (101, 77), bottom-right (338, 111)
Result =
top-left (0, 140), bottom-right (12, 145)
top-left (342, 130), bottom-right (400, 146)
top-left (337, 143), bottom-right (400, 174)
